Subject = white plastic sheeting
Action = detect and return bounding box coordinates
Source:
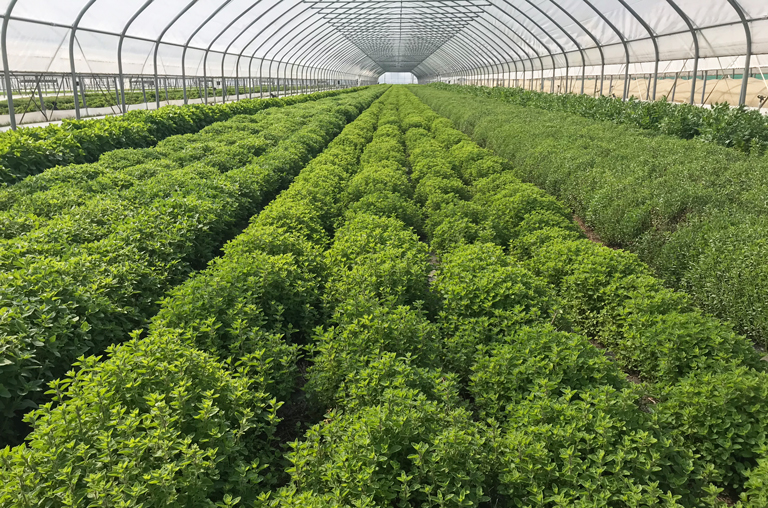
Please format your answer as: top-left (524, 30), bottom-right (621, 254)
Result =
top-left (0, 0), bottom-right (765, 99)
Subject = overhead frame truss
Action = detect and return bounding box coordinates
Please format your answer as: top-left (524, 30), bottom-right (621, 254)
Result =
top-left (0, 0), bottom-right (764, 130)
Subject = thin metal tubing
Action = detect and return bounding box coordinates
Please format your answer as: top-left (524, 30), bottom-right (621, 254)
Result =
top-left (1, 0), bottom-right (19, 130)
top-left (580, 0), bottom-right (629, 98)
top-left (180, 1), bottom-right (228, 105)
top-left (547, 0), bottom-right (605, 96)
top-left (727, 0), bottom-right (751, 105)
top-left (493, 0), bottom-right (557, 92)
top-left (69, 0), bottom-right (99, 121)
top-left (522, 0), bottom-right (586, 94)
top-left (667, 0), bottom-right (700, 105)
top-left (615, 0), bottom-right (659, 100)
top-left (201, 0), bottom-right (267, 105)
top-left (118, 0), bottom-right (153, 115)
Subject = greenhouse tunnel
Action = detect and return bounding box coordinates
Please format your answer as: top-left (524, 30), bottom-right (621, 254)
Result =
top-left (0, 0), bottom-right (767, 129)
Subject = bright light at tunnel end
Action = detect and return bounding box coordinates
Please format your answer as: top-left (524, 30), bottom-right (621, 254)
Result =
top-left (378, 72), bottom-right (419, 84)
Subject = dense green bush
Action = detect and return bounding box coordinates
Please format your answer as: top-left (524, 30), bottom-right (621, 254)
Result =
top-left (470, 326), bottom-right (627, 420)
top-left (0, 86), bottom-right (372, 185)
top-left (430, 83), bottom-right (768, 154)
top-left (411, 85), bottom-right (768, 346)
top-left (655, 367), bottom-right (768, 490)
top-left (496, 387), bottom-right (700, 506)
top-left (0, 332), bottom-right (283, 507)
top-left (324, 213), bottom-right (431, 308)
top-left (433, 242), bottom-right (556, 377)
top-left (0, 86), bottom-right (393, 507)
top-left (0, 89), bottom-right (384, 444)
top-left (277, 387), bottom-right (490, 507)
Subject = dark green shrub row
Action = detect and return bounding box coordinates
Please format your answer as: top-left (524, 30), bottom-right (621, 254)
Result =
top-left (0, 86), bottom-right (371, 186)
top-left (0, 89), bottom-right (384, 444)
top-left (403, 87), bottom-right (768, 501)
top-left (263, 87), bottom-right (493, 507)
top-left (0, 106), bottom-right (317, 263)
top-left (429, 83), bottom-right (768, 155)
top-left (410, 85), bottom-right (768, 348)
top-left (0, 87), bottom-right (392, 507)
top-left (393, 92), bottom-right (711, 506)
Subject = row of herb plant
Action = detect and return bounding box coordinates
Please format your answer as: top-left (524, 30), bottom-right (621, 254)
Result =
top-left (428, 83), bottom-right (768, 155)
top-left (0, 87), bottom-right (384, 445)
top-left (411, 85), bottom-right (768, 351)
top-left (0, 86), bottom-right (369, 186)
top-left (0, 82), bottom-right (392, 508)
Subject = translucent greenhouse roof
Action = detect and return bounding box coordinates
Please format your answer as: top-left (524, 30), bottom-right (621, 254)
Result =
top-left (1, 0), bottom-right (766, 85)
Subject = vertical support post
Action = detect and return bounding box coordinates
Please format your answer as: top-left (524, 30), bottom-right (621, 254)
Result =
top-left (69, 0), bottom-right (98, 121)
top-left (164, 77), bottom-right (168, 103)
top-left (114, 76), bottom-right (120, 106)
top-left (80, 76), bottom-right (87, 109)
top-left (671, 72), bottom-right (678, 102)
top-left (37, 81), bottom-right (46, 119)
top-left (1, 0), bottom-right (18, 130)
top-left (141, 79), bottom-right (147, 107)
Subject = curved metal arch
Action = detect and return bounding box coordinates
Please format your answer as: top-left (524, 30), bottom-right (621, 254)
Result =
top-left (473, 5), bottom-right (553, 89)
top-left (279, 23), bottom-right (381, 91)
top-left (265, 3), bottom-right (335, 97)
top-left (179, 0), bottom-right (232, 105)
top-left (1, 0), bottom-right (19, 130)
top-left (69, 0), bottom-right (99, 121)
top-left (274, 15), bottom-right (381, 90)
top-left (253, 1), bottom-right (320, 97)
top-left (614, 0), bottom-right (660, 100)
top-left (578, 0), bottom-right (631, 99)
top-left (422, 29), bottom-right (497, 86)
top-left (449, 7), bottom-right (528, 87)
top-left (444, 28), bottom-right (506, 85)
top-left (666, 0), bottom-right (700, 105)
top-left (419, 15), bottom-right (524, 87)
top-left (459, 15), bottom-right (529, 87)
top-left (296, 29), bottom-right (382, 91)
top-left (421, 1), bottom-right (529, 87)
top-left (727, 0), bottom-right (751, 105)
top-left (547, 0), bottom-right (606, 95)
top-left (257, 9), bottom-right (377, 95)
top-left (420, 31), bottom-right (500, 86)
top-left (256, 16), bottom-right (336, 97)
top-left (118, 0), bottom-right (154, 115)
top-left (420, 15), bottom-right (531, 89)
top-left (286, 30), bottom-right (355, 92)
top-left (522, 0), bottom-right (587, 93)
top-left (309, 38), bottom-right (373, 83)
top-left (197, 0), bottom-right (267, 106)
top-left (494, 0), bottom-right (568, 91)
top-left (290, 26), bottom-right (357, 92)
top-left (144, 0), bottom-right (197, 105)
top-left (490, 0), bottom-right (558, 91)
top-left (288, 26), bottom-right (352, 91)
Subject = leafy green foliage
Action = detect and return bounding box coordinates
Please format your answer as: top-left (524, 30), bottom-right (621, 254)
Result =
top-left (655, 367), bottom-right (768, 489)
top-left (0, 88), bottom-right (385, 443)
top-left (430, 83), bottom-right (768, 154)
top-left (0, 87), bottom-right (372, 185)
top-left (0, 332), bottom-right (282, 508)
top-left (411, 84), bottom-right (768, 346)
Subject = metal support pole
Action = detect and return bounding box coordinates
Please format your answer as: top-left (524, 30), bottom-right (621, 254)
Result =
top-left (1, 0), bottom-right (18, 130)
top-left (727, 0), bottom-right (752, 105)
top-left (37, 82), bottom-right (46, 119)
top-left (69, 0), bottom-right (98, 121)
